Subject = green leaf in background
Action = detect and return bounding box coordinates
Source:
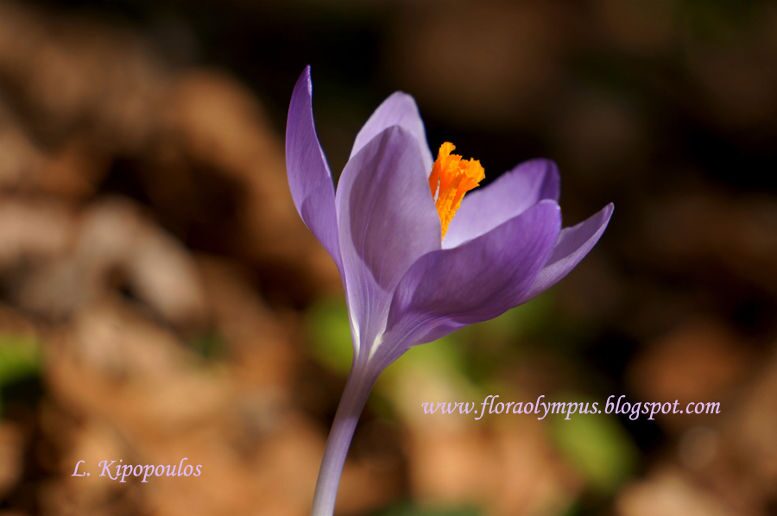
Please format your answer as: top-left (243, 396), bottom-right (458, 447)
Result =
top-left (0, 334), bottom-right (41, 387)
top-left (379, 333), bottom-right (464, 382)
top-left (305, 297), bottom-right (353, 374)
top-left (549, 408), bottom-right (637, 493)
top-left (188, 330), bottom-right (227, 360)
top-left (449, 294), bottom-right (556, 385)
top-left (463, 292), bottom-right (555, 343)
top-left (0, 334), bottom-right (42, 417)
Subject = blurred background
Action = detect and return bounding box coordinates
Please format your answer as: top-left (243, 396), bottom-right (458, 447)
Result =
top-left (0, 0), bottom-right (775, 514)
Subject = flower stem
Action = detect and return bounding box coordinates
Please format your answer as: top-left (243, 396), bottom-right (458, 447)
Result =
top-left (311, 364), bottom-right (376, 516)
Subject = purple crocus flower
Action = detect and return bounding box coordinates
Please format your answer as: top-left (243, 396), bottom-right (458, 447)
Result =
top-left (286, 66), bottom-right (613, 515)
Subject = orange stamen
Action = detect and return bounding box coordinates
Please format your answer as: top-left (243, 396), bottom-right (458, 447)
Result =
top-left (428, 142), bottom-right (485, 238)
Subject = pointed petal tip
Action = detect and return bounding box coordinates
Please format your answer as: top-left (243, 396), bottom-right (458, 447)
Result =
top-left (536, 197), bottom-right (561, 209)
top-left (518, 200), bottom-right (613, 301)
top-left (565, 201), bottom-right (614, 243)
top-left (560, 202), bottom-right (614, 236)
top-left (599, 202), bottom-right (615, 225)
top-left (602, 202), bottom-right (615, 227)
top-left (387, 90), bottom-right (414, 102)
top-left (295, 65), bottom-right (312, 93)
top-left (535, 198), bottom-right (563, 221)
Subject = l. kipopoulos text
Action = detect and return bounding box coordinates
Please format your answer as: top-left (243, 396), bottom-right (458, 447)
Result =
top-left (421, 395), bottom-right (721, 421)
top-left (71, 457), bottom-right (203, 483)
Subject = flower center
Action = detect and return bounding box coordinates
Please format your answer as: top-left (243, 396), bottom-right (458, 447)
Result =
top-left (428, 142), bottom-right (485, 238)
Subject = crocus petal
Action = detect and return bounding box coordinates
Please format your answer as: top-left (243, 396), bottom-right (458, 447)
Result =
top-left (524, 202), bottom-right (614, 299)
top-left (286, 66), bottom-right (341, 268)
top-left (337, 125), bottom-right (441, 354)
top-left (381, 200), bottom-right (561, 357)
top-left (443, 159), bottom-right (560, 249)
top-left (350, 92), bottom-right (433, 173)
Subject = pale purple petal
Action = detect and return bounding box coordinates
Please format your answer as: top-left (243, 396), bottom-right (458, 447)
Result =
top-left (285, 66), bottom-right (340, 268)
top-left (350, 92), bottom-right (433, 173)
top-left (380, 200), bottom-right (561, 356)
top-left (524, 202), bottom-right (614, 299)
top-left (337, 125), bottom-right (441, 353)
top-left (443, 159), bottom-right (560, 249)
